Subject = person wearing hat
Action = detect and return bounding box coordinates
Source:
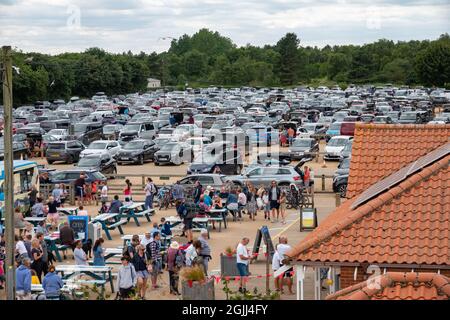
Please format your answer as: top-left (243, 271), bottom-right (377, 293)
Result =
top-left (166, 241), bottom-right (184, 295)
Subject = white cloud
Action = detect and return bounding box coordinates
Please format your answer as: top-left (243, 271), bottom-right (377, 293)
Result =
top-left (0, 0), bottom-right (448, 54)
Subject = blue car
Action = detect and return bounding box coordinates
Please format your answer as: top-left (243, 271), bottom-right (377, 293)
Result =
top-left (325, 122), bottom-right (342, 142)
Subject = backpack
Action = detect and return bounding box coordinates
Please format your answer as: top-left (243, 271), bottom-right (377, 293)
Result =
top-left (175, 249), bottom-right (186, 269)
top-left (152, 183), bottom-right (158, 195)
top-left (183, 202), bottom-right (198, 219)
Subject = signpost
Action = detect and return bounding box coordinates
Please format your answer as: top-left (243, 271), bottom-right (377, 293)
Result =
top-left (300, 207), bottom-right (318, 231)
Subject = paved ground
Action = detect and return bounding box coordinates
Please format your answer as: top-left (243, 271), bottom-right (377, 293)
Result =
top-left (2, 141), bottom-right (342, 300)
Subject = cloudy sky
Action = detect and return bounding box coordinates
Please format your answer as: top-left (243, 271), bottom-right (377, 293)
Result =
top-left (0, 0), bottom-right (449, 54)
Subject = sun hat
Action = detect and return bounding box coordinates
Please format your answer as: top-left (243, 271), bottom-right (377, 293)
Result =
top-left (170, 241), bottom-right (180, 250)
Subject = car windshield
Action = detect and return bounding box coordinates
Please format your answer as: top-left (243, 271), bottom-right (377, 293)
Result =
top-left (74, 123), bottom-right (88, 133)
top-left (91, 172), bottom-right (106, 180)
top-left (124, 141), bottom-right (145, 149)
top-left (400, 112), bottom-right (417, 120)
top-left (329, 122), bottom-right (341, 130)
top-left (343, 140), bottom-right (353, 152)
top-left (78, 157), bottom-right (100, 167)
top-left (303, 124), bottom-right (316, 131)
top-left (88, 142), bottom-right (107, 149)
top-left (123, 124), bottom-right (141, 131)
top-left (154, 138), bottom-right (169, 146)
top-left (293, 139), bottom-right (311, 147)
top-left (159, 129), bottom-right (173, 134)
top-left (159, 144), bottom-right (178, 152)
top-left (328, 138), bottom-right (349, 146)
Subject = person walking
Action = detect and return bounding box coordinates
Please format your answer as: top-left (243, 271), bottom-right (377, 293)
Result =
top-left (262, 190), bottom-right (270, 220)
top-left (100, 181), bottom-right (108, 204)
top-left (277, 237), bottom-right (294, 294)
top-left (16, 258), bottom-right (32, 300)
top-left (287, 127), bottom-right (295, 146)
top-left (303, 166), bottom-right (311, 195)
top-left (236, 237), bottom-right (254, 293)
top-left (59, 221), bottom-right (75, 250)
top-left (144, 178), bottom-right (157, 211)
top-left (269, 181), bottom-right (281, 223)
top-left (176, 200), bottom-right (193, 243)
top-left (198, 229), bottom-right (211, 275)
top-left (93, 238), bottom-right (105, 266)
top-left (246, 186), bottom-right (257, 221)
top-left (131, 245), bottom-right (149, 299)
top-left (74, 173), bottom-right (86, 206)
top-left (117, 256), bottom-right (137, 300)
top-left (166, 241), bottom-right (184, 295)
top-left (42, 265), bottom-right (63, 300)
top-left (146, 231), bottom-right (162, 290)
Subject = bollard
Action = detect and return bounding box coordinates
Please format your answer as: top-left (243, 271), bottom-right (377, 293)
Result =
top-left (321, 174), bottom-right (325, 191)
top-left (335, 193), bottom-right (341, 207)
top-left (142, 176), bottom-right (145, 188)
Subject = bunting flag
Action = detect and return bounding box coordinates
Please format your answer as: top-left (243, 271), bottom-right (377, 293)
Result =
top-left (187, 280), bottom-right (193, 288)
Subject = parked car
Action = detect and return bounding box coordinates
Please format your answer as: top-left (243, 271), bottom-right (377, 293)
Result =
top-left (373, 116), bottom-right (394, 124)
top-left (325, 122), bottom-right (342, 142)
top-left (76, 153), bottom-right (117, 175)
top-left (0, 140), bottom-right (29, 160)
top-left (73, 122), bottom-right (103, 146)
top-left (80, 140), bottom-right (121, 158)
top-left (154, 142), bottom-right (193, 166)
top-left (178, 174), bottom-right (226, 193)
top-left (187, 149), bottom-right (243, 175)
top-left (102, 124), bottom-right (123, 140)
top-left (333, 173), bottom-right (348, 197)
top-left (288, 138), bottom-right (319, 160)
top-left (116, 139), bottom-right (159, 165)
top-left (46, 140), bottom-right (85, 164)
top-left (340, 139), bottom-right (353, 159)
top-left (324, 136), bottom-right (353, 160)
top-left (49, 169), bottom-right (107, 184)
top-left (226, 165), bottom-right (303, 188)
top-left (119, 121), bottom-right (156, 144)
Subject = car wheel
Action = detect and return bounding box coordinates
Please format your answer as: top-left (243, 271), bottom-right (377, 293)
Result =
top-left (155, 162), bottom-right (160, 166)
top-left (47, 160), bottom-right (54, 164)
top-left (338, 184), bottom-right (347, 197)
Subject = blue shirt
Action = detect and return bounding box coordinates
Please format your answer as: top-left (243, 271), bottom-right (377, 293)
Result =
top-left (204, 195), bottom-right (212, 207)
top-left (16, 265), bottom-right (31, 293)
top-left (93, 245), bottom-right (105, 266)
top-left (42, 272), bottom-right (63, 297)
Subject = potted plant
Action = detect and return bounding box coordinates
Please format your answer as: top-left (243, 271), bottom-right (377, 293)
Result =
top-left (180, 266), bottom-right (215, 300)
top-left (220, 246), bottom-right (240, 277)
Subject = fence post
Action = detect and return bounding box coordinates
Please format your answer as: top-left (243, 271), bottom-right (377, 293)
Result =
top-left (335, 193), bottom-right (341, 207)
top-left (142, 176), bottom-right (145, 188)
top-left (69, 183), bottom-right (75, 205)
top-left (321, 174), bottom-right (325, 191)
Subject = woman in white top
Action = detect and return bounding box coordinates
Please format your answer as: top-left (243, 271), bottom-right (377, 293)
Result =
top-left (73, 240), bottom-right (88, 265)
top-left (185, 240), bottom-right (201, 267)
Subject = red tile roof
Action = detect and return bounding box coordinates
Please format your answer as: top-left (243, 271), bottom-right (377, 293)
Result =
top-left (287, 149), bottom-right (450, 265)
top-left (326, 272), bottom-right (450, 300)
top-left (347, 124), bottom-right (450, 198)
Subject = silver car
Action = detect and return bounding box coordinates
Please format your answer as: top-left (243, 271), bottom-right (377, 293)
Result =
top-left (154, 142), bottom-right (193, 166)
top-left (225, 165), bottom-right (303, 188)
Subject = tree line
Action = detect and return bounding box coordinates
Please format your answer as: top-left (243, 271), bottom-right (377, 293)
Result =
top-left (2, 29), bottom-right (450, 105)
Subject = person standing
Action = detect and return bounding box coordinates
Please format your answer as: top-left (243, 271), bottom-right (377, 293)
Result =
top-left (30, 238), bottom-right (45, 282)
top-left (16, 258), bottom-right (32, 300)
top-left (237, 188), bottom-right (247, 218)
top-left (269, 181), bottom-right (281, 223)
top-left (262, 190), bottom-right (270, 220)
top-left (193, 181), bottom-right (203, 204)
top-left (51, 184), bottom-right (64, 207)
top-left (131, 245), bottom-right (149, 299)
top-left (28, 186), bottom-right (38, 208)
top-left (117, 256), bottom-right (137, 300)
top-left (74, 173), bottom-right (86, 206)
top-left (146, 231), bottom-right (162, 290)
top-left (144, 178), bottom-right (157, 210)
top-left (100, 181), bottom-right (108, 204)
top-left (59, 221), bottom-right (75, 249)
top-left (303, 166), bottom-right (311, 195)
top-left (176, 200), bottom-right (193, 243)
top-left (166, 241), bottom-right (184, 295)
top-left (42, 265), bottom-right (63, 300)
top-left (287, 127), bottom-right (295, 146)
top-left (185, 240), bottom-right (201, 267)
top-left (93, 238), bottom-right (105, 266)
top-left (73, 240), bottom-right (88, 265)
top-left (172, 181), bottom-right (184, 202)
top-left (246, 186), bottom-right (257, 221)
top-left (198, 229), bottom-right (211, 275)
top-left (236, 237), bottom-right (254, 293)
top-left (36, 232), bottom-right (48, 275)
top-left (277, 237), bottom-right (294, 294)
top-left (272, 250), bottom-right (281, 292)
top-left (124, 179), bottom-right (132, 200)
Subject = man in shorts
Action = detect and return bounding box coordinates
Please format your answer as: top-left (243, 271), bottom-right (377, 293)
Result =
top-left (146, 232), bottom-right (162, 289)
top-left (269, 180), bottom-right (281, 223)
top-left (236, 237), bottom-right (254, 293)
top-left (277, 237), bottom-right (294, 294)
top-left (117, 256), bottom-right (137, 300)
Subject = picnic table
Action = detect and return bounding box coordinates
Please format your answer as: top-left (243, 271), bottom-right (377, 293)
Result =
top-left (118, 202), bottom-right (154, 227)
top-left (165, 216), bottom-right (211, 239)
top-left (209, 208), bottom-right (228, 231)
top-left (57, 207), bottom-right (79, 216)
top-left (55, 265), bottom-right (114, 296)
top-left (92, 213), bottom-right (127, 241)
top-left (24, 217), bottom-right (46, 227)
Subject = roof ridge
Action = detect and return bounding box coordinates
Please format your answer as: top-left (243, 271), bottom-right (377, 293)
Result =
top-left (326, 272), bottom-right (450, 300)
top-left (286, 155), bottom-right (449, 260)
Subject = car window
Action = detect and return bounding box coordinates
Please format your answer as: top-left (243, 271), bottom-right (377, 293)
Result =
top-left (277, 168), bottom-right (291, 175)
top-left (263, 168), bottom-right (279, 175)
top-left (198, 176), bottom-right (214, 185)
top-left (248, 168), bottom-right (262, 176)
top-left (66, 172), bottom-right (80, 180)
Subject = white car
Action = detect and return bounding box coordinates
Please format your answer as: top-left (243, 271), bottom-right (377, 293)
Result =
top-left (47, 129), bottom-right (68, 139)
top-left (173, 124), bottom-right (200, 141)
top-left (296, 127), bottom-right (311, 139)
top-left (324, 136), bottom-right (353, 160)
top-left (186, 137), bottom-right (211, 156)
top-left (80, 140), bottom-right (121, 158)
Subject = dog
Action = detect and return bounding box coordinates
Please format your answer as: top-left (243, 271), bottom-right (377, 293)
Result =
top-left (82, 239), bottom-right (93, 259)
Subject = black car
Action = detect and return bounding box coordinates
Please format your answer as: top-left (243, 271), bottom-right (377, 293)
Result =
top-left (46, 140), bottom-right (85, 164)
top-left (187, 149), bottom-right (243, 175)
top-left (76, 153), bottom-right (117, 175)
top-left (333, 174), bottom-right (348, 198)
top-left (49, 169), bottom-right (107, 184)
top-left (116, 139), bottom-right (158, 165)
top-left (0, 140), bottom-right (29, 160)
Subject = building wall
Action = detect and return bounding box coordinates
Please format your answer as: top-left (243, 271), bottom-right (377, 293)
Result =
top-left (339, 266), bottom-right (450, 289)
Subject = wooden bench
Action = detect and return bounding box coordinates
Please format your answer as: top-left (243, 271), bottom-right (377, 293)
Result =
top-left (208, 217), bottom-right (224, 232)
top-left (105, 219), bottom-right (127, 235)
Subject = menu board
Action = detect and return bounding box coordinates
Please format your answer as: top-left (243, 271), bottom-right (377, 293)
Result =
top-left (68, 215), bottom-right (89, 243)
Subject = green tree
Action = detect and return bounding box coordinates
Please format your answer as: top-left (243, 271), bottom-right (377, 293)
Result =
top-left (276, 33), bottom-right (300, 85)
top-left (415, 40), bottom-right (450, 86)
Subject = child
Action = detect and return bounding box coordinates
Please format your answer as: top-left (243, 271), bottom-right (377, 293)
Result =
top-left (31, 269), bottom-right (40, 285)
top-left (123, 197), bottom-right (133, 207)
top-left (262, 191), bottom-right (270, 220)
top-left (159, 217), bottom-right (172, 237)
